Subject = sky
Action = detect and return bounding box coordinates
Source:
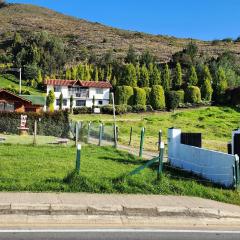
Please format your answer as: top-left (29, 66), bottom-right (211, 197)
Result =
top-left (7, 0), bottom-right (240, 41)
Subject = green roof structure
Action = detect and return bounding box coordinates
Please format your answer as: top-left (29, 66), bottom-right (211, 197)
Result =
top-left (20, 95), bottom-right (46, 106)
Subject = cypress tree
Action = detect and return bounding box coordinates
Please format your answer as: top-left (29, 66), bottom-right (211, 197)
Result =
top-left (173, 62), bottom-right (182, 89)
top-left (189, 66), bottom-right (198, 86)
top-left (71, 67), bottom-right (77, 80)
top-left (216, 67), bottom-right (228, 96)
top-left (201, 77), bottom-right (213, 101)
top-left (121, 64), bottom-right (137, 87)
top-left (46, 90), bottom-right (55, 112)
top-left (139, 65), bottom-right (149, 87)
top-left (65, 68), bottom-right (72, 80)
top-left (150, 65), bottom-right (161, 86)
top-left (94, 67), bottom-right (99, 81)
top-left (125, 45), bottom-right (138, 65)
top-left (162, 64), bottom-right (171, 92)
top-left (77, 64), bottom-right (84, 80)
top-left (59, 92), bottom-right (63, 110)
top-left (70, 95), bottom-right (74, 114)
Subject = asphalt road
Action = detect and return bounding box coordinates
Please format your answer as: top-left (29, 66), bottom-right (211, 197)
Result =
top-left (0, 229), bottom-right (240, 240)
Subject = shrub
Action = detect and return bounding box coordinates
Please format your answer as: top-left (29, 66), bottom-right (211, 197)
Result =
top-left (132, 104), bottom-right (147, 113)
top-left (133, 87), bottom-right (146, 105)
top-left (115, 86), bottom-right (133, 105)
top-left (150, 85), bottom-right (165, 110)
top-left (166, 91), bottom-right (181, 111)
top-left (185, 86), bottom-right (201, 103)
top-left (143, 87), bottom-right (151, 105)
top-left (146, 105), bottom-right (154, 112)
top-left (101, 104), bottom-right (132, 115)
top-left (73, 107), bottom-right (92, 114)
top-left (0, 110), bottom-right (69, 137)
top-left (176, 90), bottom-right (185, 103)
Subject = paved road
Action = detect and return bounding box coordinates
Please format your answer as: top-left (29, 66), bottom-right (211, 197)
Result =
top-left (0, 229), bottom-right (239, 240)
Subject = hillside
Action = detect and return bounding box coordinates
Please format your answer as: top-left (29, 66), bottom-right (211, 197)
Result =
top-left (1, 3), bottom-right (240, 63)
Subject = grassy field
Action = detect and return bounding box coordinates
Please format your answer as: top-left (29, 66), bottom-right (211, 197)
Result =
top-left (0, 143), bottom-right (240, 205)
top-left (0, 74), bottom-right (45, 95)
top-left (71, 106), bottom-right (240, 152)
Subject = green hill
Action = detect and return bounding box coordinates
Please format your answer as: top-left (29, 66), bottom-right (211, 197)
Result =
top-left (1, 3), bottom-right (240, 63)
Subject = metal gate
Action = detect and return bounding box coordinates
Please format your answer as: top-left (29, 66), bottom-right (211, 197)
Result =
top-left (181, 133), bottom-right (202, 148)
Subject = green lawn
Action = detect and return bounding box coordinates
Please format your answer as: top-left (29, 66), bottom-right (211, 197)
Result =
top-left (71, 106), bottom-right (240, 152)
top-left (0, 143), bottom-right (239, 206)
top-left (0, 74), bottom-right (45, 95)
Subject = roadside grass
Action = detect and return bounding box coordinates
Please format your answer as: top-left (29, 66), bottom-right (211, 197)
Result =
top-left (71, 106), bottom-right (240, 152)
top-left (0, 144), bottom-right (239, 206)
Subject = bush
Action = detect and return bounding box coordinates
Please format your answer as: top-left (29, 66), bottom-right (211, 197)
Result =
top-left (143, 87), bottom-right (151, 105)
top-left (166, 91), bottom-right (180, 111)
top-left (101, 104), bottom-right (132, 115)
top-left (115, 86), bottom-right (133, 105)
top-left (0, 110), bottom-right (69, 138)
top-left (176, 90), bottom-right (185, 103)
top-left (146, 105), bottom-right (154, 112)
top-left (132, 104), bottom-right (147, 113)
top-left (73, 107), bottom-right (92, 114)
top-left (150, 85), bottom-right (165, 110)
top-left (185, 86), bottom-right (201, 103)
top-left (133, 87), bottom-right (146, 105)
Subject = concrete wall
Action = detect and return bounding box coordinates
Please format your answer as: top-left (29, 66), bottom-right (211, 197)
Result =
top-left (168, 128), bottom-right (238, 187)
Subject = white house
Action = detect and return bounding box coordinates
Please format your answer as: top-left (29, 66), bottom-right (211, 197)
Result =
top-left (44, 79), bottom-right (112, 110)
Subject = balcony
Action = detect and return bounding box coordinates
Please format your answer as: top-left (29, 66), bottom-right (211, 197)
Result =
top-left (68, 87), bottom-right (89, 98)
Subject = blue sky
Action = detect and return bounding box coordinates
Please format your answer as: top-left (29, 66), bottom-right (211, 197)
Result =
top-left (7, 0), bottom-right (240, 41)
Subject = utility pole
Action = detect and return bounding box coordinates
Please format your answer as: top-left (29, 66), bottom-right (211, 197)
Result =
top-left (111, 92), bottom-right (117, 148)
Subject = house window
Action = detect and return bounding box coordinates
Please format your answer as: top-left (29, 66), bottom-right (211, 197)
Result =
top-left (76, 100), bottom-right (86, 107)
top-left (56, 99), bottom-right (67, 106)
top-left (54, 86), bottom-right (61, 92)
top-left (0, 102), bottom-right (14, 112)
top-left (98, 100), bottom-right (103, 105)
top-left (96, 88), bottom-right (103, 94)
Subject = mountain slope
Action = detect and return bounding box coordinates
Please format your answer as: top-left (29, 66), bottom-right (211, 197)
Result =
top-left (1, 3), bottom-right (240, 62)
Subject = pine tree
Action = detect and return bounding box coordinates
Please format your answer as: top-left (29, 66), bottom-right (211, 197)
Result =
top-left (139, 65), bottom-right (149, 87)
top-left (162, 64), bottom-right (171, 92)
top-left (149, 65), bottom-right (161, 86)
top-left (173, 63), bottom-right (182, 89)
top-left (125, 45), bottom-right (138, 65)
top-left (121, 64), bottom-right (137, 87)
top-left (189, 66), bottom-right (198, 86)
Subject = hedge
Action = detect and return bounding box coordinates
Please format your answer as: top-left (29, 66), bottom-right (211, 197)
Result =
top-left (133, 87), bottom-right (146, 105)
top-left (166, 91), bottom-right (181, 111)
top-left (150, 85), bottom-right (166, 110)
top-left (132, 104), bottom-right (147, 113)
top-left (0, 111), bottom-right (69, 138)
top-left (185, 86), bottom-right (201, 103)
top-left (115, 85), bottom-right (133, 105)
top-left (73, 107), bottom-right (92, 114)
top-left (176, 90), bottom-right (185, 103)
top-left (101, 104), bottom-right (132, 115)
top-left (143, 87), bottom-right (151, 105)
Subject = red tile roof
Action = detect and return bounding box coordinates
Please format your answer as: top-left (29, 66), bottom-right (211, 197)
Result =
top-left (44, 79), bottom-right (112, 88)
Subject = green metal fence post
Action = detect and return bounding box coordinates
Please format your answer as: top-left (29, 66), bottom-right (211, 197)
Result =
top-left (129, 126), bottom-right (133, 146)
top-left (99, 123), bottom-right (103, 146)
top-left (75, 144), bottom-right (81, 174)
top-left (139, 127), bottom-right (145, 158)
top-left (87, 122), bottom-right (91, 144)
top-left (158, 130), bottom-right (162, 151)
top-left (75, 121), bottom-right (79, 146)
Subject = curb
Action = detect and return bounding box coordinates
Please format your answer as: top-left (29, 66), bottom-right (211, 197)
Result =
top-left (1, 204), bottom-right (240, 219)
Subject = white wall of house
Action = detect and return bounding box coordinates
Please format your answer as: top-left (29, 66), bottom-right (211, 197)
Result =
top-left (46, 85), bottom-right (110, 110)
top-left (168, 128), bottom-right (238, 187)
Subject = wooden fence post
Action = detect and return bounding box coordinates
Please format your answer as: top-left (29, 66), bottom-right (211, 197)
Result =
top-left (139, 127), bottom-right (145, 158)
top-left (129, 127), bottom-right (133, 146)
top-left (158, 130), bottom-right (162, 151)
top-left (33, 120), bottom-right (37, 145)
